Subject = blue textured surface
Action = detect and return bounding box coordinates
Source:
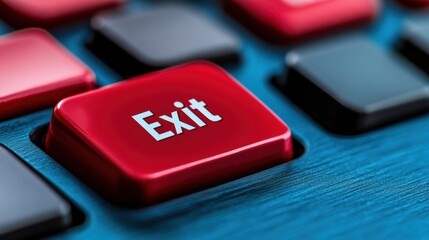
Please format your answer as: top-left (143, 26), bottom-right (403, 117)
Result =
top-left (1, 0), bottom-right (429, 239)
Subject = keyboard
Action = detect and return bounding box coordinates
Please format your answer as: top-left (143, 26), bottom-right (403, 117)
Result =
top-left (1, 0), bottom-right (429, 239)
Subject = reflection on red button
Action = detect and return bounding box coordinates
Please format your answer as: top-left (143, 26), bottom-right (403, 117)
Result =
top-left (0, 0), bottom-right (124, 28)
top-left (0, 29), bottom-right (95, 121)
top-left (223, 0), bottom-right (380, 43)
top-left (44, 62), bottom-right (293, 206)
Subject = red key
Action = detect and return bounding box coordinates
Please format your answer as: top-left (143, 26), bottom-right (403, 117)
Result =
top-left (0, 29), bottom-right (95, 121)
top-left (44, 62), bottom-right (293, 206)
top-left (222, 0), bottom-right (380, 43)
top-left (0, 0), bottom-right (124, 28)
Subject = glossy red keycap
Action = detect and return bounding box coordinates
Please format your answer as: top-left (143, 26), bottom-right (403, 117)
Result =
top-left (45, 62), bottom-right (293, 206)
top-left (0, 0), bottom-right (124, 28)
top-left (223, 0), bottom-right (380, 43)
top-left (0, 29), bottom-right (95, 121)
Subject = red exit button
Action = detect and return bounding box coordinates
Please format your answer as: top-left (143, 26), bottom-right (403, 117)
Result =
top-left (45, 62), bottom-right (293, 206)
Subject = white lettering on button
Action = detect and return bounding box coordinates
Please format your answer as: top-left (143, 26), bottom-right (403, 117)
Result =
top-left (132, 98), bottom-right (222, 141)
top-left (132, 111), bottom-right (175, 141)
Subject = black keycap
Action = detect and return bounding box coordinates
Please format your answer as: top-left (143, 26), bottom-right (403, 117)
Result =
top-left (89, 4), bottom-right (240, 77)
top-left (280, 35), bottom-right (429, 135)
top-left (398, 19), bottom-right (429, 76)
top-left (0, 145), bottom-right (72, 239)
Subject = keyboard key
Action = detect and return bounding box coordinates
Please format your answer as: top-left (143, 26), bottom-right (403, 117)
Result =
top-left (89, 4), bottom-right (240, 77)
top-left (0, 145), bottom-right (72, 239)
top-left (222, 0), bottom-right (380, 43)
top-left (0, 0), bottom-right (124, 28)
top-left (44, 62), bottom-right (293, 206)
top-left (398, 19), bottom-right (429, 75)
top-left (0, 29), bottom-right (96, 121)
top-left (282, 35), bottom-right (429, 134)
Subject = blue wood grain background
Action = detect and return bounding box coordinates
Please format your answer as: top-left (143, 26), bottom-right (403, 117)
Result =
top-left (1, 0), bottom-right (429, 239)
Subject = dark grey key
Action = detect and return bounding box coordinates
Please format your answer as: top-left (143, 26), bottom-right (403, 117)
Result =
top-left (398, 19), bottom-right (429, 75)
top-left (281, 35), bottom-right (429, 134)
top-left (89, 4), bottom-right (240, 77)
top-left (0, 146), bottom-right (72, 239)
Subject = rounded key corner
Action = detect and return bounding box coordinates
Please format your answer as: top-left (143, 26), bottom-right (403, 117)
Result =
top-left (285, 52), bottom-right (303, 67)
top-left (56, 200), bottom-right (73, 219)
top-left (53, 96), bottom-right (83, 119)
top-left (85, 69), bottom-right (97, 83)
top-left (281, 131), bottom-right (295, 158)
top-left (0, 0), bottom-right (126, 28)
top-left (50, 98), bottom-right (85, 128)
top-left (6, 28), bottom-right (63, 48)
top-left (0, 29), bottom-right (54, 49)
top-left (13, 28), bottom-right (51, 38)
top-left (90, 9), bottom-right (125, 30)
top-left (76, 69), bottom-right (97, 89)
top-left (52, 100), bottom-right (66, 118)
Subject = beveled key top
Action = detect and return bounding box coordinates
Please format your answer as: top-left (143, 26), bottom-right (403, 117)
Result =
top-left (45, 62), bottom-right (293, 206)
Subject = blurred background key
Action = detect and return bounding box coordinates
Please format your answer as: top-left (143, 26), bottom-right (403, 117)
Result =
top-left (0, 145), bottom-right (72, 240)
top-left (0, 29), bottom-right (96, 121)
top-left (88, 4), bottom-right (241, 78)
top-left (281, 35), bottom-right (429, 134)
